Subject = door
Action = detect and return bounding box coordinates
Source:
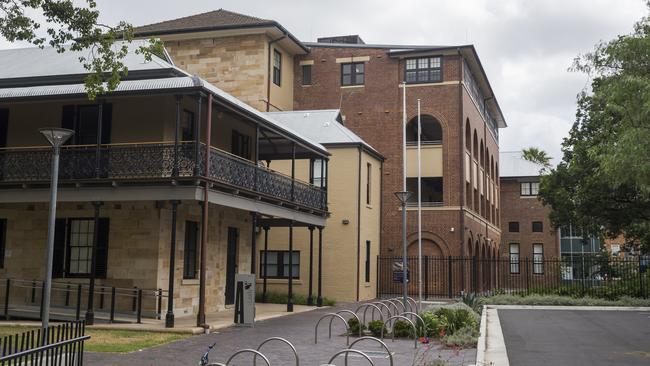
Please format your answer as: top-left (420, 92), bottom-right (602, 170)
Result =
top-left (225, 227), bottom-right (239, 305)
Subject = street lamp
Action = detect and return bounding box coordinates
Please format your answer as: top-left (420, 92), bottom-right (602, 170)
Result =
top-left (39, 128), bottom-right (74, 332)
top-left (394, 190), bottom-right (411, 309)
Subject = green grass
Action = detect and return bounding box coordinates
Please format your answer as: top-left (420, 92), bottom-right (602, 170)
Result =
top-left (479, 294), bottom-right (650, 307)
top-left (0, 326), bottom-right (189, 353)
top-left (255, 291), bottom-right (336, 306)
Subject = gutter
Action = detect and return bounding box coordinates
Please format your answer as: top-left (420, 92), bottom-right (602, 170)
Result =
top-left (266, 35), bottom-right (287, 112)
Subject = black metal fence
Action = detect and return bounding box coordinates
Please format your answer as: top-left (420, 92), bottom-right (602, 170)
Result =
top-left (0, 321), bottom-right (88, 365)
top-left (0, 278), bottom-right (167, 324)
top-left (378, 255), bottom-right (650, 299)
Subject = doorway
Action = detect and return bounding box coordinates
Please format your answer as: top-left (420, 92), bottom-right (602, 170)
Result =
top-left (225, 227), bottom-right (239, 305)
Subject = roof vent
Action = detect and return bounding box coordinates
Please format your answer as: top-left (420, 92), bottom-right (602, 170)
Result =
top-left (317, 35), bottom-right (365, 44)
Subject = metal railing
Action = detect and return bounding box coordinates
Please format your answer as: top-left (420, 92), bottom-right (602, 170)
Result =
top-left (378, 255), bottom-right (650, 299)
top-left (0, 321), bottom-right (88, 365)
top-left (0, 278), bottom-right (167, 324)
top-left (0, 142), bottom-right (326, 211)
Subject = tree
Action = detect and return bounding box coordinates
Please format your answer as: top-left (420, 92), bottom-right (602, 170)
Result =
top-left (539, 3), bottom-right (650, 254)
top-left (0, 0), bottom-right (161, 99)
top-left (522, 147), bottom-right (552, 167)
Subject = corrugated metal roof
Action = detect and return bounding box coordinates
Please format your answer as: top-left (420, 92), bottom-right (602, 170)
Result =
top-left (499, 151), bottom-right (545, 178)
top-left (0, 40), bottom-right (174, 80)
top-left (265, 110), bottom-right (381, 157)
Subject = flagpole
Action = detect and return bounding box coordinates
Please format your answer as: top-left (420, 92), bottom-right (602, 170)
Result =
top-left (401, 81), bottom-right (408, 310)
top-left (417, 99), bottom-right (422, 310)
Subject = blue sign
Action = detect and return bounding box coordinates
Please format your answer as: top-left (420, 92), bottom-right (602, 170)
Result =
top-left (393, 269), bottom-right (409, 283)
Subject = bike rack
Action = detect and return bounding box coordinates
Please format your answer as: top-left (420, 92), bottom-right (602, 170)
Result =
top-left (386, 299), bottom-right (406, 313)
top-left (326, 349), bottom-right (375, 366)
top-left (372, 301), bottom-right (393, 319)
top-left (329, 310), bottom-right (363, 337)
top-left (254, 337), bottom-right (299, 366)
top-left (225, 349), bottom-right (270, 366)
top-left (344, 337), bottom-right (394, 366)
top-left (400, 311), bottom-right (427, 338)
top-left (380, 315), bottom-right (419, 349)
top-left (406, 297), bottom-right (418, 313)
top-left (380, 300), bottom-right (400, 317)
top-left (315, 313), bottom-right (350, 346)
top-left (355, 303), bottom-right (384, 325)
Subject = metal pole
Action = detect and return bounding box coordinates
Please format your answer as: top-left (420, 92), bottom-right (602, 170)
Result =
top-left (165, 200), bottom-right (180, 328)
top-left (401, 81), bottom-right (408, 310)
top-left (85, 201), bottom-right (103, 325)
top-left (42, 144), bottom-right (61, 331)
top-left (262, 226), bottom-right (269, 303)
top-left (287, 221), bottom-right (294, 312)
top-left (317, 226), bottom-right (324, 307)
top-left (417, 99), bottom-right (422, 310)
top-left (308, 226), bottom-right (315, 306)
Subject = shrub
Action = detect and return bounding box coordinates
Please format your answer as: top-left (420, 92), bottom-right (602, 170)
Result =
top-left (347, 317), bottom-right (365, 336)
top-left (367, 320), bottom-right (386, 337)
top-left (434, 308), bottom-right (477, 336)
top-left (419, 311), bottom-right (442, 338)
top-left (460, 292), bottom-right (480, 313)
top-left (392, 319), bottom-right (415, 338)
top-left (479, 293), bottom-right (650, 307)
top-left (441, 325), bottom-right (478, 348)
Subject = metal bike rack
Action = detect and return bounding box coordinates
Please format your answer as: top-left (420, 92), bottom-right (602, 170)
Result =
top-left (315, 313), bottom-right (350, 346)
top-left (355, 303), bottom-right (384, 325)
top-left (406, 297), bottom-right (418, 313)
top-left (400, 311), bottom-right (427, 338)
top-left (225, 349), bottom-right (270, 366)
top-left (326, 349), bottom-right (375, 366)
top-left (344, 337), bottom-right (394, 366)
top-left (386, 299), bottom-right (406, 313)
top-left (254, 337), bottom-right (299, 366)
top-left (380, 315), bottom-right (419, 349)
top-left (329, 310), bottom-right (363, 337)
top-left (381, 300), bottom-right (401, 317)
top-left (372, 301), bottom-right (393, 318)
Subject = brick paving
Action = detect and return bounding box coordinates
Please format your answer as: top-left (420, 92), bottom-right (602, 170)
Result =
top-left (86, 303), bottom-right (476, 365)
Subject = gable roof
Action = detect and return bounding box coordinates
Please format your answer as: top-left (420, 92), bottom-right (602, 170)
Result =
top-left (265, 110), bottom-right (383, 160)
top-left (133, 9), bottom-right (308, 54)
top-left (0, 40), bottom-right (180, 88)
top-left (499, 151), bottom-right (545, 178)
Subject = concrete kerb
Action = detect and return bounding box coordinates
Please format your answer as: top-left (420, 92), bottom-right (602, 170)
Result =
top-left (472, 305), bottom-right (488, 366)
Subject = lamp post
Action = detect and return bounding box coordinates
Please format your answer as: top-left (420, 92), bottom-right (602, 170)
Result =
top-left (394, 190), bottom-right (411, 309)
top-left (39, 128), bottom-right (74, 333)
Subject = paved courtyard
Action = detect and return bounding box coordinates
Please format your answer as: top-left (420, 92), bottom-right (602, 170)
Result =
top-left (498, 309), bottom-right (650, 366)
top-left (86, 302), bottom-right (476, 365)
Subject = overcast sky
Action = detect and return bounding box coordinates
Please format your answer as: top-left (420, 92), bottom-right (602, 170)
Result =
top-left (4, 0), bottom-right (647, 163)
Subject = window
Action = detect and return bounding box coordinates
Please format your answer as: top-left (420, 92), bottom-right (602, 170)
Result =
top-left (365, 241), bottom-right (371, 283)
top-left (310, 159), bottom-right (327, 189)
top-left (406, 177), bottom-right (443, 204)
top-left (406, 116), bottom-right (443, 143)
top-left (366, 163), bottom-right (372, 205)
top-left (52, 218), bottom-right (109, 278)
top-left (273, 49), bottom-right (282, 86)
top-left (532, 221), bottom-right (543, 232)
top-left (509, 243), bottom-right (520, 274)
top-left (61, 104), bottom-right (112, 145)
top-left (508, 222), bottom-right (519, 232)
top-left (0, 219), bottom-right (6, 269)
top-left (181, 110), bottom-right (195, 141)
top-left (533, 244), bottom-right (544, 274)
top-left (405, 56), bottom-right (442, 83)
top-left (231, 130), bottom-right (251, 160)
top-left (183, 221), bottom-right (199, 279)
top-left (301, 65), bottom-right (312, 85)
top-left (259, 250), bottom-right (300, 279)
top-left (520, 182), bottom-right (540, 196)
top-left (341, 62), bottom-right (364, 86)
top-left (67, 219), bottom-right (94, 276)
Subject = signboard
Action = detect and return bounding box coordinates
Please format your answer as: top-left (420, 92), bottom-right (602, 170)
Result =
top-left (233, 273), bottom-right (256, 326)
top-left (392, 261), bottom-right (409, 283)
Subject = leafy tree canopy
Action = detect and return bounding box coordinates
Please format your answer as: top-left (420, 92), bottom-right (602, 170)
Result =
top-left (0, 0), bottom-right (162, 99)
top-left (522, 147), bottom-right (552, 167)
top-left (539, 3), bottom-right (650, 254)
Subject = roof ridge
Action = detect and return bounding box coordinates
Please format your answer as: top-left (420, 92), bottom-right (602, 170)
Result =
top-left (134, 8), bottom-right (272, 33)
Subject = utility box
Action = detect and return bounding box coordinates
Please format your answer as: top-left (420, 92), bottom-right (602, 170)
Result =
top-left (233, 273), bottom-right (256, 326)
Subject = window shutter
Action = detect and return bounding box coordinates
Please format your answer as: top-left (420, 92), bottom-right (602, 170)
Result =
top-left (95, 218), bottom-right (110, 278)
top-left (52, 218), bottom-right (66, 277)
top-left (101, 104), bottom-right (112, 144)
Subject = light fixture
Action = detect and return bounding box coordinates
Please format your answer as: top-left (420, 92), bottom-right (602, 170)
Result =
top-left (394, 191), bottom-right (411, 204)
top-left (39, 128), bottom-right (74, 148)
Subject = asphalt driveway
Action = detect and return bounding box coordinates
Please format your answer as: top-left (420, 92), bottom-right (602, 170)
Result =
top-left (498, 309), bottom-right (650, 366)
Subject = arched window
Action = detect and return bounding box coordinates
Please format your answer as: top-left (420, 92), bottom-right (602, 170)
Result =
top-left (472, 131), bottom-right (478, 159)
top-left (485, 147), bottom-right (490, 173)
top-left (406, 115), bottom-right (442, 144)
top-left (465, 119), bottom-right (471, 151)
top-left (496, 162), bottom-right (499, 180)
top-left (480, 140), bottom-right (485, 167)
top-left (490, 157), bottom-right (494, 178)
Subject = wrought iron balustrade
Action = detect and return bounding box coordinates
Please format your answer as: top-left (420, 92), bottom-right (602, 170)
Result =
top-left (0, 142), bottom-right (326, 211)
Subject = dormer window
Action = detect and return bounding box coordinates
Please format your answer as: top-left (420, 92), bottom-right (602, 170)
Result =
top-left (405, 56), bottom-right (442, 84)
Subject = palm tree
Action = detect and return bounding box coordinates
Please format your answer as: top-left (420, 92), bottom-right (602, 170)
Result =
top-left (522, 147), bottom-right (552, 167)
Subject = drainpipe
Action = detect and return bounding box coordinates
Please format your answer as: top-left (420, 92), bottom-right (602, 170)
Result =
top-left (458, 48), bottom-right (466, 257)
top-left (356, 146), bottom-right (362, 301)
top-left (266, 34), bottom-right (287, 112)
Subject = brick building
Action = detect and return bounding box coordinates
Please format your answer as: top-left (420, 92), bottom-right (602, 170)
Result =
top-left (292, 36), bottom-right (506, 261)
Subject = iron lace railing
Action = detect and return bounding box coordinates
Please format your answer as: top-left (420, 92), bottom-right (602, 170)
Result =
top-left (0, 142), bottom-right (326, 211)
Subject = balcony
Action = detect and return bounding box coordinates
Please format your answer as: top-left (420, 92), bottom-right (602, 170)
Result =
top-left (0, 142), bottom-right (326, 211)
